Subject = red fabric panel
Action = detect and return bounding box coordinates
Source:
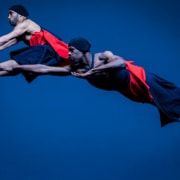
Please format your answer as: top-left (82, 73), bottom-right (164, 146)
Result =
top-left (120, 61), bottom-right (153, 103)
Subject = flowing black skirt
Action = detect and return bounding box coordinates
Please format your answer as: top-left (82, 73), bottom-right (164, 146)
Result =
top-left (10, 44), bottom-right (65, 83)
top-left (146, 72), bottom-right (180, 126)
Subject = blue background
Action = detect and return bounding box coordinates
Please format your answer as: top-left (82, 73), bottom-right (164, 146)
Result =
top-left (0, 0), bottom-right (180, 179)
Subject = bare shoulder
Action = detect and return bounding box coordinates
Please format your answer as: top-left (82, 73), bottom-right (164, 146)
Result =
top-left (94, 51), bottom-right (114, 63)
top-left (15, 19), bottom-right (41, 33)
top-left (94, 51), bottom-right (113, 56)
top-left (25, 19), bottom-right (40, 26)
top-left (103, 51), bottom-right (115, 59)
top-left (103, 50), bottom-right (114, 56)
top-left (25, 19), bottom-right (41, 32)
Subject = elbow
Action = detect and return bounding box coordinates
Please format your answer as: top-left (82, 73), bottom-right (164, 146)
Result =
top-left (115, 59), bottom-right (126, 69)
top-left (121, 62), bottom-right (126, 68)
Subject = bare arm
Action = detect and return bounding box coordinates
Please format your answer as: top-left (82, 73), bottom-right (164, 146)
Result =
top-left (0, 21), bottom-right (28, 50)
top-left (92, 51), bottom-right (126, 72)
top-left (0, 38), bottom-right (19, 50)
top-left (71, 51), bottom-right (126, 78)
top-left (12, 64), bottom-right (72, 76)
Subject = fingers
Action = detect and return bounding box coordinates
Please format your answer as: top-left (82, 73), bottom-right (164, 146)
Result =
top-left (71, 72), bottom-right (76, 76)
top-left (71, 72), bottom-right (79, 76)
top-left (71, 72), bottom-right (85, 78)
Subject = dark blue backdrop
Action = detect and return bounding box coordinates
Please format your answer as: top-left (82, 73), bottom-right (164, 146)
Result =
top-left (0, 0), bottom-right (180, 180)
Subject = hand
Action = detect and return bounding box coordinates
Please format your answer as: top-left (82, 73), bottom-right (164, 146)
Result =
top-left (71, 72), bottom-right (87, 78)
top-left (71, 70), bottom-right (93, 78)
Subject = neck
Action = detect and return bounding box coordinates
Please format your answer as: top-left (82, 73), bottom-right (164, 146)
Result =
top-left (18, 16), bottom-right (27, 24)
top-left (83, 52), bottom-right (93, 68)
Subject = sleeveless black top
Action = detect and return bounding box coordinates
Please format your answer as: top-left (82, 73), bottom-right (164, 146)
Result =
top-left (84, 54), bottom-right (129, 90)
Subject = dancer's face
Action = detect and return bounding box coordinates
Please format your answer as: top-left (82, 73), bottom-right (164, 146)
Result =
top-left (8, 10), bottom-right (19, 26)
top-left (68, 46), bottom-right (84, 63)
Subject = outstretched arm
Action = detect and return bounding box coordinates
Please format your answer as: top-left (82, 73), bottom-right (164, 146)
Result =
top-left (12, 64), bottom-right (72, 76)
top-left (0, 21), bottom-right (29, 51)
top-left (71, 51), bottom-right (126, 78)
top-left (0, 38), bottom-right (18, 50)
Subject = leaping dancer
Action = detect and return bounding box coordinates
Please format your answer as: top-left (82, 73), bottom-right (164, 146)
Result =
top-left (0, 4), bottom-right (70, 82)
top-left (6, 37), bottom-right (180, 127)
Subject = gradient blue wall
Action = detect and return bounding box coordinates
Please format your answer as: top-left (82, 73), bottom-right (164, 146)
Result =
top-left (0, 0), bottom-right (180, 179)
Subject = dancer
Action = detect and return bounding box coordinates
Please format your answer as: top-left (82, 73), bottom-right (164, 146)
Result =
top-left (0, 4), bottom-right (70, 82)
top-left (4, 37), bottom-right (180, 126)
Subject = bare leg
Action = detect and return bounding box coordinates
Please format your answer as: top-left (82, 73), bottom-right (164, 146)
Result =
top-left (0, 60), bottom-right (19, 76)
